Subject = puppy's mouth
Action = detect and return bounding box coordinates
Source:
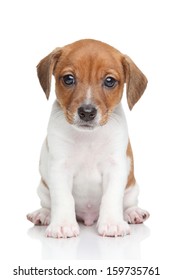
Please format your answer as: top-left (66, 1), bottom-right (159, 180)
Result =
top-left (73, 121), bottom-right (98, 131)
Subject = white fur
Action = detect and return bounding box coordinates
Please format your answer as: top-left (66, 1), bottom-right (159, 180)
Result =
top-left (27, 100), bottom-right (149, 238)
top-left (85, 87), bottom-right (92, 102)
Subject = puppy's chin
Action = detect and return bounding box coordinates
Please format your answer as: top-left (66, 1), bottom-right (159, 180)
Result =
top-left (72, 122), bottom-right (99, 132)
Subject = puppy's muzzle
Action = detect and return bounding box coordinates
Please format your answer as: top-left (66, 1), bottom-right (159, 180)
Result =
top-left (78, 104), bottom-right (97, 122)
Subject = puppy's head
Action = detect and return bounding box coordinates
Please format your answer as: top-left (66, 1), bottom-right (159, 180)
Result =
top-left (37, 39), bottom-right (147, 130)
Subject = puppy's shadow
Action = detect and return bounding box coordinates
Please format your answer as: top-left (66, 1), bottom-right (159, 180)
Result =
top-left (27, 223), bottom-right (150, 260)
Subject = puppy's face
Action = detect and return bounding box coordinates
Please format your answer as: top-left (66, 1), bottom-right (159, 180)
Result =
top-left (37, 39), bottom-right (147, 130)
top-left (54, 41), bottom-right (125, 129)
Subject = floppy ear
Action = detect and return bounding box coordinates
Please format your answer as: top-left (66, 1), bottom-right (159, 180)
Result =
top-left (37, 48), bottom-right (62, 99)
top-left (123, 55), bottom-right (148, 110)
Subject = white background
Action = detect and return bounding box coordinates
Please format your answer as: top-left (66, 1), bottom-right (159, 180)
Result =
top-left (0, 0), bottom-right (173, 278)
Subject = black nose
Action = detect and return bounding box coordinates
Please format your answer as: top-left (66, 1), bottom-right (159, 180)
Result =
top-left (78, 105), bottom-right (97, 122)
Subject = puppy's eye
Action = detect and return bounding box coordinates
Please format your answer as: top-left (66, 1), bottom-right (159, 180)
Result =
top-left (104, 76), bottom-right (118, 88)
top-left (62, 74), bottom-right (75, 86)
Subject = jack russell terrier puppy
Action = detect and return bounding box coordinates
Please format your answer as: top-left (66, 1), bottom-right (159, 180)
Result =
top-left (27, 39), bottom-right (149, 238)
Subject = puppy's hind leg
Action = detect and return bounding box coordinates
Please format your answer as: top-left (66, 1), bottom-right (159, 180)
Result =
top-left (123, 184), bottom-right (150, 224)
top-left (27, 180), bottom-right (51, 225)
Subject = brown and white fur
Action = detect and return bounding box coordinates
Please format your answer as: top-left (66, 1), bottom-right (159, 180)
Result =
top-left (27, 39), bottom-right (149, 238)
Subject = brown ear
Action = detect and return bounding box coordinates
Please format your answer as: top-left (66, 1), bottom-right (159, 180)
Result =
top-left (123, 55), bottom-right (148, 110)
top-left (37, 48), bottom-right (62, 99)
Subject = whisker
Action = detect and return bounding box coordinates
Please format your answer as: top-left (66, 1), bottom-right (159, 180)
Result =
top-left (51, 110), bottom-right (64, 121)
top-left (108, 112), bottom-right (122, 126)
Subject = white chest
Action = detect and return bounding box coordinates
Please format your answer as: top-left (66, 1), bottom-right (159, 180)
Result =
top-left (69, 132), bottom-right (112, 225)
top-left (72, 153), bottom-right (103, 225)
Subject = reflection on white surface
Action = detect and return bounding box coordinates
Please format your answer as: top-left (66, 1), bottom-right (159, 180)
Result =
top-left (27, 223), bottom-right (150, 260)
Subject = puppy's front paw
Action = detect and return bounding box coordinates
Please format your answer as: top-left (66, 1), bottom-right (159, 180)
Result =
top-left (97, 220), bottom-right (130, 237)
top-left (27, 208), bottom-right (50, 225)
top-left (45, 222), bottom-right (80, 238)
top-left (124, 207), bottom-right (150, 224)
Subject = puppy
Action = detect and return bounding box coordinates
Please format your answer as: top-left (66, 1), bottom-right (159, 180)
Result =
top-left (27, 39), bottom-right (149, 238)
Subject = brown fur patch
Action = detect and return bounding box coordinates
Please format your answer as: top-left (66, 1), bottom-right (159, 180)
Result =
top-left (37, 48), bottom-right (62, 99)
top-left (126, 140), bottom-right (136, 188)
top-left (123, 55), bottom-right (148, 110)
